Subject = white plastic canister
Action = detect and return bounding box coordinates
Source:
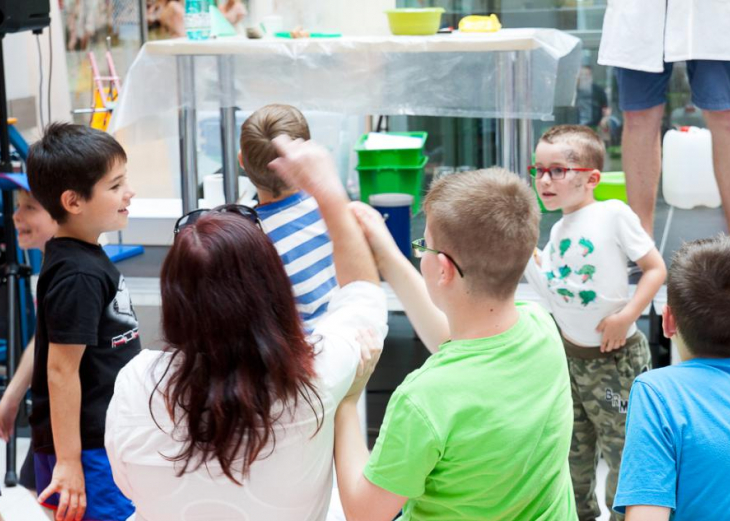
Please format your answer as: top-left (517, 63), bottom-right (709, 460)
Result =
top-left (662, 126), bottom-right (721, 209)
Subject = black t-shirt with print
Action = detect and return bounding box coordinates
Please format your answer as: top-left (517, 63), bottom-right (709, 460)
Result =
top-left (30, 237), bottom-right (141, 453)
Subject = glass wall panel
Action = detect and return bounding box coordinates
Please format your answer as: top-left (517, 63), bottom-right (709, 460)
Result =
top-left (393, 0), bottom-right (698, 175)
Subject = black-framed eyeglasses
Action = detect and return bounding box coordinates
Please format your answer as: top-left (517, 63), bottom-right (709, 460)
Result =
top-left (528, 165), bottom-right (594, 181)
top-left (173, 204), bottom-right (262, 235)
top-left (411, 238), bottom-right (464, 278)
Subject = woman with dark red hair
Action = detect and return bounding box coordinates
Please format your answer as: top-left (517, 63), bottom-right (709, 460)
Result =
top-left (105, 137), bottom-right (387, 521)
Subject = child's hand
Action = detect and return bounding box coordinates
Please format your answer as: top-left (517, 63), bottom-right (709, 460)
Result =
top-left (596, 311), bottom-right (633, 352)
top-left (0, 393), bottom-right (20, 442)
top-left (268, 135), bottom-right (344, 201)
top-left (38, 459), bottom-right (87, 521)
top-left (343, 328), bottom-right (384, 403)
top-left (349, 201), bottom-right (403, 267)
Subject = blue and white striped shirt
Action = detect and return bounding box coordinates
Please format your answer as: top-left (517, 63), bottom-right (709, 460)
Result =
top-left (257, 191), bottom-right (338, 331)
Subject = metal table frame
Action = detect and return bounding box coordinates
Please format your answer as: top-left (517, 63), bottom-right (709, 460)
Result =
top-left (146, 35), bottom-right (572, 214)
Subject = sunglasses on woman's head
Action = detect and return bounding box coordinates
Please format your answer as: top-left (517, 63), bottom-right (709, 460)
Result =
top-left (173, 204), bottom-right (262, 235)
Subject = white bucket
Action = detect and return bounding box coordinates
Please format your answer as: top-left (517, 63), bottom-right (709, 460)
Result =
top-left (662, 126), bottom-right (721, 209)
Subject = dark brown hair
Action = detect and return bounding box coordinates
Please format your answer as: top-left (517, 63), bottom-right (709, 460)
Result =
top-left (538, 125), bottom-right (605, 170)
top-left (424, 167), bottom-right (540, 300)
top-left (26, 122), bottom-right (127, 223)
top-left (667, 235), bottom-right (730, 358)
top-left (154, 212), bottom-right (323, 483)
top-left (239, 104), bottom-right (311, 197)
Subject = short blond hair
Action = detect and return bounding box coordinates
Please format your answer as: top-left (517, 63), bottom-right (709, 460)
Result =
top-left (239, 104), bottom-right (311, 197)
top-left (424, 168), bottom-right (540, 299)
top-left (539, 125), bottom-right (605, 170)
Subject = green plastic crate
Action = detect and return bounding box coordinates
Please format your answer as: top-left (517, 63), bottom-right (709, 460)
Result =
top-left (354, 132), bottom-right (428, 168)
top-left (595, 171), bottom-right (628, 203)
top-left (357, 156), bottom-right (428, 213)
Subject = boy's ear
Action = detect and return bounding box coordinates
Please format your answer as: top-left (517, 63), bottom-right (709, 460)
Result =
top-left (662, 304), bottom-right (678, 338)
top-left (238, 151), bottom-right (244, 169)
top-left (60, 189), bottom-right (83, 216)
top-left (587, 170), bottom-right (601, 188)
top-left (436, 253), bottom-right (457, 286)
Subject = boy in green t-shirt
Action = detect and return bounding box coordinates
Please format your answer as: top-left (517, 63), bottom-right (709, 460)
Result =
top-left (336, 168), bottom-right (577, 520)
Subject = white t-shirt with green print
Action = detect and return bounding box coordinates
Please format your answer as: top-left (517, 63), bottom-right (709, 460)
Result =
top-left (524, 200), bottom-right (655, 347)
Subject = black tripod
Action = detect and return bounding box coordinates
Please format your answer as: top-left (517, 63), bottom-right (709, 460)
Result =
top-left (0, 35), bottom-right (34, 488)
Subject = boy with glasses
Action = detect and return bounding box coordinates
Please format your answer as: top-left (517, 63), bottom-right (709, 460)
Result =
top-left (524, 125), bottom-right (666, 521)
top-left (335, 168), bottom-right (577, 520)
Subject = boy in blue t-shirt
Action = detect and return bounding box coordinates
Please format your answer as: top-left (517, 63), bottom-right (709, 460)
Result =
top-left (614, 235), bottom-right (730, 520)
top-left (239, 104), bottom-right (337, 330)
top-left (27, 123), bottom-right (139, 521)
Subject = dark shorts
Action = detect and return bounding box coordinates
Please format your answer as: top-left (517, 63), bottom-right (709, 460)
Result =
top-left (617, 60), bottom-right (730, 112)
top-left (35, 448), bottom-right (134, 521)
top-left (19, 439), bottom-right (35, 490)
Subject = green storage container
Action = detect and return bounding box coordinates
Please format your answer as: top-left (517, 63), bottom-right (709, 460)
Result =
top-left (357, 156), bottom-right (428, 213)
top-left (595, 171), bottom-right (628, 203)
top-left (354, 132), bottom-right (428, 168)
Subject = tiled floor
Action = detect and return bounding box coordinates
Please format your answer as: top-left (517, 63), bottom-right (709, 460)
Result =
top-left (0, 438), bottom-right (47, 521)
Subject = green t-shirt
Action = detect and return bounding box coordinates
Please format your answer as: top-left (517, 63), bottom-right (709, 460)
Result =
top-left (364, 302), bottom-right (577, 521)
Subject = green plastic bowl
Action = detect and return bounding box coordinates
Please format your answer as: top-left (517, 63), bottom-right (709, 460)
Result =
top-left (384, 8), bottom-right (445, 36)
top-left (595, 171), bottom-right (628, 203)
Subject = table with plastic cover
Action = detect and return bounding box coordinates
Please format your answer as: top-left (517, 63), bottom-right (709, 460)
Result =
top-left (109, 29), bottom-right (582, 214)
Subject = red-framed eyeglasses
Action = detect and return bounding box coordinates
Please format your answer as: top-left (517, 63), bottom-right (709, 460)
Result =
top-left (528, 165), bottom-right (595, 181)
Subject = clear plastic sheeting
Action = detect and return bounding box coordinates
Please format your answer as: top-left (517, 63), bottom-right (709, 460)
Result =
top-left (109, 29), bottom-right (582, 144)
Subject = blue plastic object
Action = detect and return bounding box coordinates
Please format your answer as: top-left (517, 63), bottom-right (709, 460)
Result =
top-left (103, 244), bottom-right (145, 263)
top-left (8, 125), bottom-right (29, 160)
top-left (0, 173), bottom-right (30, 191)
top-left (27, 249), bottom-right (42, 273)
top-left (369, 193), bottom-right (413, 259)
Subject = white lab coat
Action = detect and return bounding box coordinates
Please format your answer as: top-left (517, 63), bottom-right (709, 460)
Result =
top-left (598, 0), bottom-right (730, 73)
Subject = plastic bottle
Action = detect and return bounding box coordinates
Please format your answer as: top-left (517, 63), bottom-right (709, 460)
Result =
top-left (662, 126), bottom-right (721, 209)
top-left (185, 0), bottom-right (211, 41)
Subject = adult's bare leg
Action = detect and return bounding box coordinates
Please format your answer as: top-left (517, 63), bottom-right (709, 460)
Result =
top-left (622, 105), bottom-right (665, 237)
top-left (704, 110), bottom-right (730, 232)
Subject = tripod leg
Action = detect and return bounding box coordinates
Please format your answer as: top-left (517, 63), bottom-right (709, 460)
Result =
top-left (1, 37), bottom-right (28, 488)
top-left (4, 270), bottom-right (18, 487)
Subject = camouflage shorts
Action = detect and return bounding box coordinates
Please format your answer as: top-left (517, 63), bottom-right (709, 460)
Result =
top-left (564, 330), bottom-right (652, 521)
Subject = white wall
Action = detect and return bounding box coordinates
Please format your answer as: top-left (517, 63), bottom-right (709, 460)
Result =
top-left (3, 0), bottom-right (71, 138)
top-left (318, 0), bottom-right (395, 36)
top-left (248, 0), bottom-right (395, 36)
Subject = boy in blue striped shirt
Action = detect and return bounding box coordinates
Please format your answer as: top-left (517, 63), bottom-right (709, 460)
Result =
top-left (239, 104), bottom-right (338, 330)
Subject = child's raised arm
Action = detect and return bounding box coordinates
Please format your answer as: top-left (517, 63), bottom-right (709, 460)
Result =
top-left (350, 201), bottom-right (449, 353)
top-left (269, 136), bottom-right (379, 288)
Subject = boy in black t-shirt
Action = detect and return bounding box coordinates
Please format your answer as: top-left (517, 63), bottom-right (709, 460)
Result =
top-left (26, 123), bottom-right (140, 521)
